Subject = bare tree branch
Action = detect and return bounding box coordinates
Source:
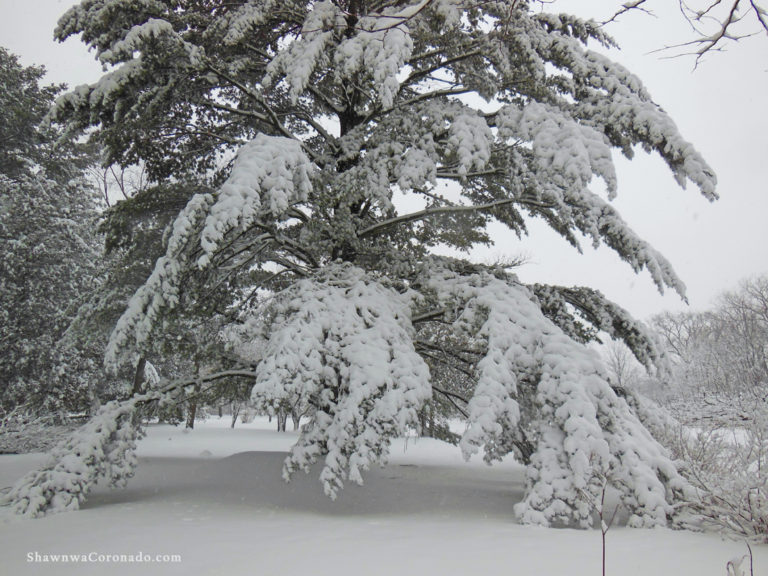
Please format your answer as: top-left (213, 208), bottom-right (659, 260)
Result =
top-left (615, 0), bottom-right (767, 62)
top-left (602, 0), bottom-right (654, 25)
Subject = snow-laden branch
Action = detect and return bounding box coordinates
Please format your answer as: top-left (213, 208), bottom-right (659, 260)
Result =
top-left (6, 398), bottom-right (145, 517)
top-left (423, 266), bottom-right (690, 527)
top-left (250, 264), bottom-right (431, 498)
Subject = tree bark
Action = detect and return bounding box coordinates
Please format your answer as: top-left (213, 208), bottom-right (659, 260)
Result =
top-left (132, 356), bottom-right (147, 395)
top-left (277, 408), bottom-right (288, 432)
top-left (231, 402), bottom-right (241, 428)
top-left (185, 381), bottom-right (200, 429)
top-left (291, 408), bottom-right (302, 430)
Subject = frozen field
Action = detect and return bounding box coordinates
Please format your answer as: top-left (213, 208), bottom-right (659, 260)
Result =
top-left (0, 416), bottom-right (764, 575)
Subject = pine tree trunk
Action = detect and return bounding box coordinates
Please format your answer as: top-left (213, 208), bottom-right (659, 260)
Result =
top-left (186, 382), bottom-right (200, 429)
top-left (419, 405), bottom-right (433, 438)
top-left (186, 400), bottom-right (197, 429)
top-left (231, 402), bottom-right (240, 428)
top-left (132, 356), bottom-right (146, 395)
top-left (277, 408), bottom-right (288, 432)
top-left (129, 356), bottom-right (147, 426)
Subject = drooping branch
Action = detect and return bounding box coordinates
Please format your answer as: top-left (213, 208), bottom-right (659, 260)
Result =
top-left (431, 384), bottom-right (470, 418)
top-left (151, 369), bottom-right (258, 398)
top-left (416, 347), bottom-right (476, 379)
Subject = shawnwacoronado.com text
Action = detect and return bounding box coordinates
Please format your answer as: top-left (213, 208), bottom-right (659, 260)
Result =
top-left (27, 551), bottom-right (182, 564)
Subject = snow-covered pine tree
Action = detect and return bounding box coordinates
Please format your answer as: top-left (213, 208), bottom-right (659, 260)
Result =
top-left (10, 0), bottom-right (717, 526)
top-left (0, 48), bottom-right (103, 420)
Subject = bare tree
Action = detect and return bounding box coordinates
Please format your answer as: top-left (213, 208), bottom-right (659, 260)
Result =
top-left (604, 340), bottom-right (642, 390)
top-left (649, 277), bottom-right (768, 542)
top-left (604, 0), bottom-right (767, 62)
top-left (86, 163), bottom-right (149, 207)
top-left (651, 275), bottom-right (768, 421)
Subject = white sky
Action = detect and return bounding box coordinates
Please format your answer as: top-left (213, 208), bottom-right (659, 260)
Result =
top-left (0, 0), bottom-right (766, 320)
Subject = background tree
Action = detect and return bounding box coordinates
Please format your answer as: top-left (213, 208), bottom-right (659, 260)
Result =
top-left (68, 180), bottom-right (239, 427)
top-left (11, 0), bottom-right (719, 526)
top-left (650, 276), bottom-right (768, 423)
top-left (647, 276), bottom-right (768, 541)
top-left (0, 47), bottom-right (103, 422)
top-left (604, 340), bottom-right (643, 391)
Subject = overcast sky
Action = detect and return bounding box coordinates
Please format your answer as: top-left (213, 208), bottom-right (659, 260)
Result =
top-left (0, 0), bottom-right (766, 321)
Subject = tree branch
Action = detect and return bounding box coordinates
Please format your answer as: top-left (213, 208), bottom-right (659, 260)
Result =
top-left (602, 0), bottom-right (653, 25)
top-left (205, 63), bottom-right (323, 163)
top-left (357, 198), bottom-right (516, 238)
top-left (431, 384), bottom-right (470, 418)
top-left (411, 308), bottom-right (447, 324)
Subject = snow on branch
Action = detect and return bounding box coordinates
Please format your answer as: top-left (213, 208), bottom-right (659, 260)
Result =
top-left (590, 89), bottom-right (717, 199)
top-left (447, 110), bottom-right (494, 178)
top-left (98, 18), bottom-right (175, 64)
top-left (264, 1), bottom-right (343, 102)
top-left (264, 0), bottom-right (430, 108)
top-left (5, 398), bottom-right (145, 517)
top-left (199, 134), bottom-right (313, 265)
top-left (56, 0), bottom-right (205, 66)
top-left (496, 101), bottom-right (618, 198)
top-left (677, 0), bottom-right (764, 60)
top-left (249, 264), bottom-right (431, 498)
top-left (508, 15), bottom-right (717, 200)
top-left (492, 102), bottom-right (689, 297)
top-left (601, 1), bottom-right (653, 26)
top-left (105, 192), bottom-right (213, 368)
top-left (613, 0), bottom-right (768, 62)
top-left (573, 195), bottom-right (688, 298)
top-left (423, 266), bottom-right (688, 527)
top-left (3, 366), bottom-right (264, 517)
top-left (222, 0), bottom-right (288, 45)
top-left (51, 7), bottom-right (205, 123)
top-left (105, 134), bottom-right (314, 369)
top-left (333, 1), bottom-right (427, 108)
top-left (531, 284), bottom-right (669, 375)
top-left (357, 198), bottom-right (516, 238)
top-left (50, 60), bottom-right (144, 123)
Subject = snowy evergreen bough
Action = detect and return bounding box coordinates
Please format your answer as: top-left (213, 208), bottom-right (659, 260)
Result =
top-left (11, 0), bottom-right (719, 525)
top-left (5, 398), bottom-right (145, 517)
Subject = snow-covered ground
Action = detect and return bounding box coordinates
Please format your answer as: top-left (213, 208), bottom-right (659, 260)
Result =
top-left (0, 416), bottom-right (764, 575)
